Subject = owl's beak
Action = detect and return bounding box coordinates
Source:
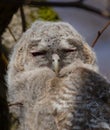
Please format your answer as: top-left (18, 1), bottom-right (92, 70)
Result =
top-left (52, 54), bottom-right (60, 75)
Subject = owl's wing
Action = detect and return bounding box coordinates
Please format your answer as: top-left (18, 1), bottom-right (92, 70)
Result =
top-left (81, 68), bottom-right (110, 103)
top-left (69, 67), bottom-right (110, 130)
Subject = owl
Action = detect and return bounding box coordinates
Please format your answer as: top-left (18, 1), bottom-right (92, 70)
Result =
top-left (7, 21), bottom-right (110, 130)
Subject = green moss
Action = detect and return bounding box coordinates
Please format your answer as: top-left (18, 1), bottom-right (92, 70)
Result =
top-left (27, 4), bottom-right (60, 27)
top-left (37, 7), bottom-right (60, 21)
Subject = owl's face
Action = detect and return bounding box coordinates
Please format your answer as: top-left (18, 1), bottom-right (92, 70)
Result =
top-left (27, 36), bottom-right (86, 73)
top-left (13, 21), bottom-right (96, 74)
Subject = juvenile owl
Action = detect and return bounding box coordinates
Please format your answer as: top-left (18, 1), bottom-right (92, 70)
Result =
top-left (7, 21), bottom-right (110, 130)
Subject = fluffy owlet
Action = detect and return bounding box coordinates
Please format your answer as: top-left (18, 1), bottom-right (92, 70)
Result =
top-left (7, 21), bottom-right (110, 130)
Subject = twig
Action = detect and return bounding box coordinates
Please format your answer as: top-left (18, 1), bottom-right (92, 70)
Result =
top-left (20, 6), bottom-right (26, 32)
top-left (91, 21), bottom-right (110, 48)
top-left (7, 27), bottom-right (17, 42)
top-left (8, 102), bottom-right (23, 107)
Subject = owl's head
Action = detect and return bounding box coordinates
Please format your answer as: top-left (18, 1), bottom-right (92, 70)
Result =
top-left (9, 21), bottom-right (97, 75)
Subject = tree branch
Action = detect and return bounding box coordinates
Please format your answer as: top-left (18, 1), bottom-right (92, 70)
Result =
top-left (0, 1), bottom-right (110, 19)
top-left (28, 1), bottom-right (110, 19)
top-left (20, 6), bottom-right (26, 32)
top-left (7, 27), bottom-right (17, 42)
top-left (91, 21), bottom-right (110, 48)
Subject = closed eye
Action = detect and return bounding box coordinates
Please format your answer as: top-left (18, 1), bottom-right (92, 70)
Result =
top-left (31, 50), bottom-right (47, 56)
top-left (62, 47), bottom-right (77, 53)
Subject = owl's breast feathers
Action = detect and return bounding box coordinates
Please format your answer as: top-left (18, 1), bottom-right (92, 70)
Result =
top-left (48, 68), bottom-right (110, 130)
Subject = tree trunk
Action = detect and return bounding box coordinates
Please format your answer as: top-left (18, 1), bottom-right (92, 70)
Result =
top-left (0, 1), bottom-right (24, 129)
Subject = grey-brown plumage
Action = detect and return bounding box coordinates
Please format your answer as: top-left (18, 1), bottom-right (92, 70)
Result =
top-left (7, 21), bottom-right (110, 130)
